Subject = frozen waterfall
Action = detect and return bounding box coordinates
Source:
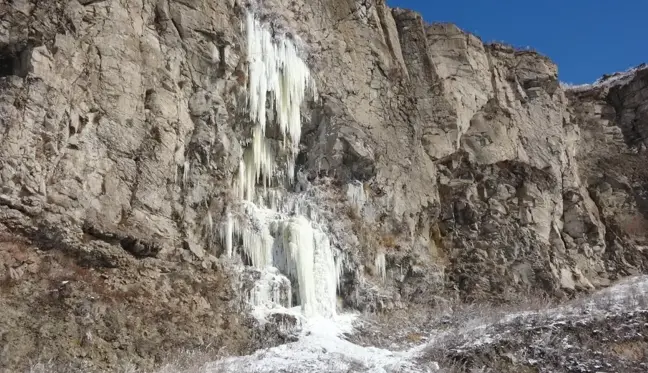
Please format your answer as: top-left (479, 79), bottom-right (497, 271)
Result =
top-left (221, 11), bottom-right (343, 320)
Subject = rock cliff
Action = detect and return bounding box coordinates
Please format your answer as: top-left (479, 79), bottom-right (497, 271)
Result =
top-left (0, 0), bottom-right (646, 371)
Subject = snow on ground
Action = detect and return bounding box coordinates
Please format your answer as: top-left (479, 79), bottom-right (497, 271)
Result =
top-left (195, 277), bottom-right (648, 373)
top-left (153, 277), bottom-right (648, 373)
top-left (203, 313), bottom-right (435, 373)
top-left (562, 63), bottom-right (647, 92)
top-left (422, 275), bottom-right (648, 352)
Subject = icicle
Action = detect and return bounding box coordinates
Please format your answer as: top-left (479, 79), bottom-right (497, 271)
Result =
top-left (346, 181), bottom-right (366, 211)
top-left (219, 212), bottom-right (234, 258)
top-left (224, 11), bottom-right (350, 322)
top-left (335, 252), bottom-right (345, 293)
top-left (225, 213), bottom-right (233, 257)
top-left (245, 11), bottom-right (315, 162)
top-left (207, 212), bottom-right (214, 234)
top-left (236, 129), bottom-right (276, 202)
top-left (281, 216), bottom-right (317, 316)
top-left (183, 161), bottom-right (190, 186)
top-left (375, 252), bottom-right (386, 282)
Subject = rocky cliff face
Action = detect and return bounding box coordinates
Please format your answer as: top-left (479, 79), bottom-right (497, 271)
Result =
top-left (1, 0), bottom-right (647, 371)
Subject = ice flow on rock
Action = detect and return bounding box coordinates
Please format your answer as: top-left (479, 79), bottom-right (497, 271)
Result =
top-left (221, 11), bottom-right (343, 320)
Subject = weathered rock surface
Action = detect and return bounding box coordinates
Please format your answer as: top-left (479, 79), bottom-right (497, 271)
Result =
top-left (0, 232), bottom-right (292, 372)
top-left (1, 0), bottom-right (647, 371)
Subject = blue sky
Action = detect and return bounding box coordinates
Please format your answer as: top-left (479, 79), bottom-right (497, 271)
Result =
top-left (387, 0), bottom-right (647, 84)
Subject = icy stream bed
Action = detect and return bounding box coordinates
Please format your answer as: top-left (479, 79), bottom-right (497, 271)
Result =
top-left (203, 315), bottom-right (433, 373)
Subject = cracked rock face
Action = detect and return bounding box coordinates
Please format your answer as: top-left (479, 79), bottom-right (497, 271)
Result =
top-left (1, 0), bottom-right (647, 371)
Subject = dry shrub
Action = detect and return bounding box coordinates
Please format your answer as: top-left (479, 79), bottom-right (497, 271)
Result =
top-left (0, 233), bottom-right (35, 289)
top-left (406, 332), bottom-right (424, 342)
top-left (380, 234), bottom-right (397, 249)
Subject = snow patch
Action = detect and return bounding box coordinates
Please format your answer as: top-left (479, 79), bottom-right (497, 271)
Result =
top-left (204, 315), bottom-right (431, 373)
top-left (563, 63), bottom-right (647, 92)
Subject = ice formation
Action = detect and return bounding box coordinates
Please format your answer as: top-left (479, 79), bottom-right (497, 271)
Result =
top-left (246, 12), bottom-right (314, 149)
top-left (221, 11), bottom-right (343, 320)
top-left (375, 251), bottom-right (386, 282)
top-left (236, 11), bottom-right (316, 203)
top-left (247, 267), bottom-right (293, 310)
top-left (346, 181), bottom-right (366, 211)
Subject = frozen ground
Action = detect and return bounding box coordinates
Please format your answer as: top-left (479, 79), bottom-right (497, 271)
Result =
top-left (420, 275), bottom-right (648, 372)
top-left (147, 276), bottom-right (648, 373)
top-left (201, 314), bottom-right (435, 373)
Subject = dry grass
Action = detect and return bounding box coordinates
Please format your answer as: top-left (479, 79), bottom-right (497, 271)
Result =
top-left (421, 277), bottom-right (648, 372)
top-left (610, 340), bottom-right (648, 362)
top-left (379, 234), bottom-right (397, 249)
top-left (621, 214), bottom-right (648, 239)
top-left (27, 353), bottom-right (227, 373)
top-left (0, 234), bottom-right (35, 290)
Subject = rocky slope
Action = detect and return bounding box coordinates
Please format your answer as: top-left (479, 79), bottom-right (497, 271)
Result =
top-left (195, 276), bottom-right (648, 373)
top-left (1, 0), bottom-right (647, 371)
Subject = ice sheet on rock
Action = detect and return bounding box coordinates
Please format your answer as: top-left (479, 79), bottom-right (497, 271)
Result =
top-left (275, 215), bottom-right (343, 317)
top-left (221, 201), bottom-right (276, 269)
top-left (221, 197), bottom-right (345, 318)
top-left (246, 267), bottom-right (293, 310)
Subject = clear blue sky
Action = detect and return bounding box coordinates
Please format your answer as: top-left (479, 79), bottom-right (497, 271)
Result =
top-left (387, 0), bottom-right (647, 84)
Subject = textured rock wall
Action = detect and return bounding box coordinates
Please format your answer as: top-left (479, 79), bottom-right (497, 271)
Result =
top-left (567, 68), bottom-right (648, 281)
top-left (1, 0), bottom-right (647, 370)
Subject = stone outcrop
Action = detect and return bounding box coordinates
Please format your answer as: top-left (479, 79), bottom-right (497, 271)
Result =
top-left (1, 0), bottom-right (647, 371)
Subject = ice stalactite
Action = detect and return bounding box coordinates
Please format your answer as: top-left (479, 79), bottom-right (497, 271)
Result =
top-left (375, 252), bottom-right (386, 282)
top-left (346, 181), bottom-right (366, 211)
top-left (224, 213), bottom-right (233, 258)
top-left (220, 11), bottom-right (344, 320)
top-left (225, 202), bottom-right (275, 269)
top-left (237, 132), bottom-right (275, 202)
top-left (236, 11), bottom-right (316, 203)
top-left (246, 11), bottom-right (315, 149)
top-left (182, 161), bottom-right (190, 186)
